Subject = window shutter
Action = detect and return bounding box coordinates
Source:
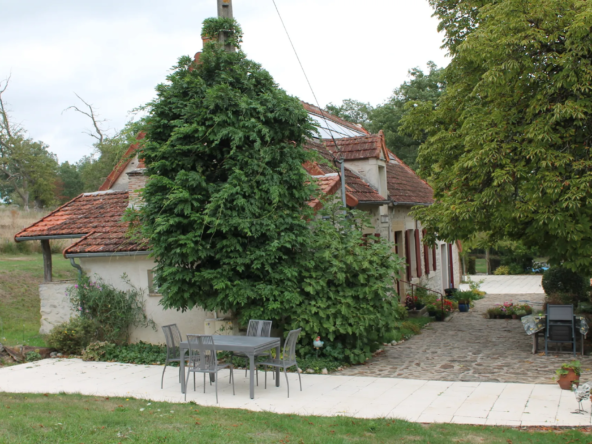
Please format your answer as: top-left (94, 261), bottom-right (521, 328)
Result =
top-left (432, 245), bottom-right (437, 271)
top-left (423, 230), bottom-right (430, 274)
top-left (415, 230), bottom-right (422, 278)
top-left (405, 230), bottom-right (412, 281)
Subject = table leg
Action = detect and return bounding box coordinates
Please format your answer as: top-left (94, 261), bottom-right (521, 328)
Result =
top-left (249, 353), bottom-right (255, 399)
top-left (180, 348), bottom-right (186, 394)
top-left (275, 344), bottom-right (280, 388)
top-left (532, 332), bottom-right (538, 354)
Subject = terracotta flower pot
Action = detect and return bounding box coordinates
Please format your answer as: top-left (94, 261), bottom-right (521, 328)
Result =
top-left (512, 314), bottom-right (518, 320)
top-left (557, 369), bottom-right (579, 390)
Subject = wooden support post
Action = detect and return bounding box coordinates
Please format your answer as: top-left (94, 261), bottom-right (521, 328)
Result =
top-left (41, 240), bottom-right (52, 283)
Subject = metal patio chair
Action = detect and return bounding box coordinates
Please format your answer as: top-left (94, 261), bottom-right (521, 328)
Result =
top-left (161, 324), bottom-right (186, 389)
top-left (184, 335), bottom-right (235, 403)
top-left (545, 305), bottom-right (576, 356)
top-left (257, 328), bottom-right (302, 398)
top-left (231, 320), bottom-right (273, 384)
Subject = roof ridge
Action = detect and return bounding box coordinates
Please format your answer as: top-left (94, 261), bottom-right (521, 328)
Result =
top-left (14, 193), bottom-right (84, 241)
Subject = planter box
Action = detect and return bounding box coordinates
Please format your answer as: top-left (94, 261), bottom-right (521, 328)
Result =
top-left (407, 306), bottom-right (428, 318)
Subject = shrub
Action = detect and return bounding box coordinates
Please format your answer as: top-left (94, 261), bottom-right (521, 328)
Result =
top-left (542, 267), bottom-right (587, 303)
top-left (468, 256), bottom-right (476, 274)
top-left (69, 274), bottom-right (155, 344)
top-left (46, 317), bottom-right (97, 354)
top-left (25, 351), bottom-right (42, 362)
top-left (494, 265), bottom-right (510, 275)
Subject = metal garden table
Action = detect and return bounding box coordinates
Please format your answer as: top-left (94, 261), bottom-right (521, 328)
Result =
top-left (179, 335), bottom-right (281, 399)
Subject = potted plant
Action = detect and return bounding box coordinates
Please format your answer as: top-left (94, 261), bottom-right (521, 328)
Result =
top-left (426, 304), bottom-right (445, 321)
top-left (455, 290), bottom-right (474, 313)
top-left (555, 360), bottom-right (581, 390)
top-left (414, 297), bottom-right (425, 310)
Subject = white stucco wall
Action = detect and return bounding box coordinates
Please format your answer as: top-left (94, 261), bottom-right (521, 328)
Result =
top-left (39, 280), bottom-right (78, 334)
top-left (76, 255), bottom-right (211, 344)
top-left (110, 155), bottom-right (142, 191)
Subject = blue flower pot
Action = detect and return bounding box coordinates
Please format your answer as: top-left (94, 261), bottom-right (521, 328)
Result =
top-left (458, 303), bottom-right (469, 312)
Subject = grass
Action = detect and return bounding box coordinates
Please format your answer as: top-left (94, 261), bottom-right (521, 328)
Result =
top-left (475, 258), bottom-right (487, 274)
top-left (383, 317), bottom-right (432, 343)
top-left (0, 254), bottom-right (78, 347)
top-left (0, 393), bottom-right (588, 443)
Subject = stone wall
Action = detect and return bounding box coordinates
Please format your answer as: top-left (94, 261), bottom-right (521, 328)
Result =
top-left (39, 280), bottom-right (77, 335)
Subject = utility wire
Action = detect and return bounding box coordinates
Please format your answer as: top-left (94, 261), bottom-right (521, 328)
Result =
top-left (271, 0), bottom-right (344, 166)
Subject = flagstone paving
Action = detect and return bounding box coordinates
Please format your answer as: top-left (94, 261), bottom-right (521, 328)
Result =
top-left (0, 358), bottom-right (591, 426)
top-left (338, 292), bottom-right (592, 383)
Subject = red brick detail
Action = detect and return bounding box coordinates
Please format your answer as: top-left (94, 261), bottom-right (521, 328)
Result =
top-left (98, 132), bottom-right (146, 191)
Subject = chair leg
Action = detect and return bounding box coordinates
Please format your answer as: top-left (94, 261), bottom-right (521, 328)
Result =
top-left (264, 366), bottom-right (267, 389)
top-left (256, 366), bottom-right (259, 387)
top-left (284, 367), bottom-right (290, 398)
top-left (203, 373), bottom-right (206, 393)
top-left (184, 371), bottom-right (191, 401)
top-left (179, 365), bottom-right (182, 382)
top-left (161, 362), bottom-right (168, 389)
top-left (215, 373), bottom-right (219, 404)
top-left (193, 372), bottom-right (196, 391)
top-left (297, 368), bottom-right (302, 391)
top-left (230, 367), bottom-right (235, 395)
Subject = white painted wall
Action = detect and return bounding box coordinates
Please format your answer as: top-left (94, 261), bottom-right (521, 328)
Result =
top-left (77, 256), bottom-right (210, 344)
top-left (110, 155), bottom-right (142, 191)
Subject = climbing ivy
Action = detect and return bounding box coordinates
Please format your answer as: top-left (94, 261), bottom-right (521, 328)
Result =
top-left (201, 17), bottom-right (243, 48)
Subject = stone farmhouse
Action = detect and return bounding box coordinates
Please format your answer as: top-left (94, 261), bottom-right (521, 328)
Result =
top-left (15, 103), bottom-right (461, 343)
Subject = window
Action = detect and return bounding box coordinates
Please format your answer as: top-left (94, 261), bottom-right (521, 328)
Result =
top-left (147, 269), bottom-right (160, 295)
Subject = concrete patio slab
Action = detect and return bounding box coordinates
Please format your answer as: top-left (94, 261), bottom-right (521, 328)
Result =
top-left (459, 275), bottom-right (544, 294)
top-left (0, 358), bottom-right (590, 426)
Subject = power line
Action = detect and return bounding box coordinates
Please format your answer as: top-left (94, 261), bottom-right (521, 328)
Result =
top-left (271, 0), bottom-right (348, 207)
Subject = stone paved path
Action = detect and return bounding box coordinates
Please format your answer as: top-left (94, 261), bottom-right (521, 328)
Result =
top-left (338, 293), bottom-right (592, 384)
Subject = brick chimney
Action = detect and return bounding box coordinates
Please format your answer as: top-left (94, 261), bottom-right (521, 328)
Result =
top-left (127, 166), bottom-right (147, 209)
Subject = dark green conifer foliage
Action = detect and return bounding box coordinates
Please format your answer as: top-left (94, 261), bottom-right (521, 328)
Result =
top-left (140, 26), bottom-right (316, 323)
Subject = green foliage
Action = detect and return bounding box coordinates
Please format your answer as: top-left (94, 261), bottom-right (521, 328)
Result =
top-left (494, 265), bottom-right (510, 275)
top-left (556, 360), bottom-right (581, 377)
top-left (25, 351), bottom-right (42, 362)
top-left (46, 317), bottom-right (97, 355)
top-left (406, 0), bottom-right (592, 275)
top-left (542, 267), bottom-right (587, 303)
top-left (326, 99), bottom-right (374, 127)
top-left (139, 21), bottom-right (405, 365)
top-left (201, 17), bottom-right (243, 48)
top-left (328, 63), bottom-right (445, 171)
top-left (285, 203), bottom-right (406, 363)
top-left (82, 341), bottom-right (170, 365)
top-left (68, 274), bottom-right (155, 344)
top-left (55, 161), bottom-right (83, 204)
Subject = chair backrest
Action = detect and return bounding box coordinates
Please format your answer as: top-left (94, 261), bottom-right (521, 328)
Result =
top-left (547, 305), bottom-right (574, 321)
top-left (186, 334), bottom-right (218, 372)
top-left (282, 328), bottom-right (302, 363)
top-left (246, 320), bottom-right (273, 338)
top-left (162, 324), bottom-right (182, 360)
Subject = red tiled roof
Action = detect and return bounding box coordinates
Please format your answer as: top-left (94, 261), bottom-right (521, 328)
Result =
top-left (386, 151), bottom-right (434, 205)
top-left (324, 133), bottom-right (389, 161)
top-left (14, 191), bottom-right (148, 255)
top-left (98, 132), bottom-right (146, 191)
top-left (304, 140), bottom-right (387, 203)
top-left (301, 102), bottom-right (369, 135)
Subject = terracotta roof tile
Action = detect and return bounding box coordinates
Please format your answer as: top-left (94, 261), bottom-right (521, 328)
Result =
top-left (324, 133), bottom-right (388, 160)
top-left (98, 132), bottom-right (146, 191)
top-left (14, 191), bottom-right (148, 255)
top-left (386, 151), bottom-right (434, 205)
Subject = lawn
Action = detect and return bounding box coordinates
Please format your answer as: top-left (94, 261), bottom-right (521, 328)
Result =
top-left (475, 258), bottom-right (487, 274)
top-left (0, 254), bottom-right (78, 347)
top-left (0, 393), bottom-right (588, 444)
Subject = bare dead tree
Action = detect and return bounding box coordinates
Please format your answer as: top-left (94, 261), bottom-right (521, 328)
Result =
top-left (63, 93), bottom-right (106, 144)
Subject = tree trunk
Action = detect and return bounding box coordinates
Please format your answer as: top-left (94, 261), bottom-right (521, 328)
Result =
top-left (485, 248), bottom-right (491, 275)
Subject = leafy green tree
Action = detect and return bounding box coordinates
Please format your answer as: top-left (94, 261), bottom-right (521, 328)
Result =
top-left (326, 63), bottom-right (445, 170)
top-left (56, 161), bottom-right (83, 203)
top-left (372, 62), bottom-right (445, 170)
top-left (0, 80), bottom-right (58, 209)
top-left (138, 18), bottom-right (405, 363)
top-left (404, 0), bottom-right (592, 275)
top-left (326, 99), bottom-right (374, 127)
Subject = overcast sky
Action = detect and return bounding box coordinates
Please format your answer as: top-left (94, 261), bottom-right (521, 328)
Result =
top-left (0, 0), bottom-right (448, 164)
